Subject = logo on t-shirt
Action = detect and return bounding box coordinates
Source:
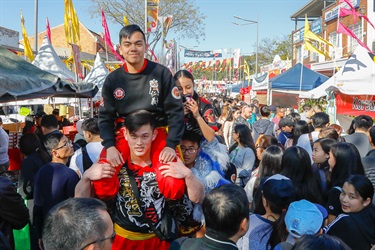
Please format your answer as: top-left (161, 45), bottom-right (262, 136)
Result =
top-left (204, 109), bottom-right (215, 123)
top-left (171, 86), bottom-right (181, 100)
top-left (113, 88), bottom-right (125, 100)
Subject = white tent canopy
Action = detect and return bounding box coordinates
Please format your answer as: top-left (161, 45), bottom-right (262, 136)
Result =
top-left (300, 46), bottom-right (375, 99)
top-left (32, 36), bottom-right (76, 82)
top-left (84, 53), bottom-right (109, 101)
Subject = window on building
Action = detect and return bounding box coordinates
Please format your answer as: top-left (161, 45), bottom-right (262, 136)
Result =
top-left (348, 23), bottom-right (362, 53)
top-left (329, 32), bottom-right (342, 58)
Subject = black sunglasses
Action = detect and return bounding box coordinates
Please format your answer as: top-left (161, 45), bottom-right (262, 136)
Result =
top-left (54, 140), bottom-right (72, 151)
top-left (80, 231), bottom-right (116, 250)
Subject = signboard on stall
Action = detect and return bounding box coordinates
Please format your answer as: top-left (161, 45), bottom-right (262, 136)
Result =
top-left (336, 92), bottom-right (375, 118)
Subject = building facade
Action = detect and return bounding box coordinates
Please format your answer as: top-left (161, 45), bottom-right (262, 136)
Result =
top-left (291, 0), bottom-right (374, 76)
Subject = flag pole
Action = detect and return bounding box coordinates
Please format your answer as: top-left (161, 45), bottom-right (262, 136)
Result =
top-left (34, 0), bottom-right (38, 52)
top-left (145, 0), bottom-right (147, 39)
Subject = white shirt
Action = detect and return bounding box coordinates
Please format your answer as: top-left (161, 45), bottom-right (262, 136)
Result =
top-left (69, 141), bottom-right (103, 175)
top-left (296, 131), bottom-right (320, 163)
top-left (0, 127), bottom-right (9, 165)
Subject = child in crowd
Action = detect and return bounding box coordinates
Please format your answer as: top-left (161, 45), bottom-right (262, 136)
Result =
top-left (274, 199), bottom-right (327, 250)
top-left (311, 138), bottom-right (337, 194)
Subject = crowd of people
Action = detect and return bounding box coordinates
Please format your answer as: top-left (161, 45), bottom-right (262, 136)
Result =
top-left (1, 24), bottom-right (375, 250)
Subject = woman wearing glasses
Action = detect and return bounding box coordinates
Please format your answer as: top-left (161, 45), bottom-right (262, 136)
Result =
top-left (33, 133), bottom-right (79, 246)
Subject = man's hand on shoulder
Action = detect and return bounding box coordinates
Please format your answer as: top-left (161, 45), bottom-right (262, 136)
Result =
top-left (159, 158), bottom-right (192, 179)
top-left (106, 146), bottom-right (124, 167)
top-left (159, 146), bottom-right (176, 163)
top-left (82, 162), bottom-right (116, 181)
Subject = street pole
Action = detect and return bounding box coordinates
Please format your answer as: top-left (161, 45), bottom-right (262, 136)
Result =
top-left (255, 15), bottom-right (258, 75)
top-left (160, 16), bottom-right (164, 65)
top-left (233, 15), bottom-right (258, 75)
top-left (34, 0), bottom-right (38, 51)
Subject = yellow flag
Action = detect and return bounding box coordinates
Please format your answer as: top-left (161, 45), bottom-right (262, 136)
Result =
top-left (64, 0), bottom-right (80, 46)
top-left (123, 15), bottom-right (130, 26)
top-left (244, 60), bottom-right (250, 78)
top-left (305, 40), bottom-right (331, 58)
top-left (20, 12), bottom-right (34, 61)
top-left (304, 15), bottom-right (333, 58)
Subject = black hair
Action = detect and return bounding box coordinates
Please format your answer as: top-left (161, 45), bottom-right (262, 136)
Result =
top-left (224, 162), bottom-right (237, 184)
top-left (42, 198), bottom-right (109, 250)
top-left (81, 118), bottom-right (100, 135)
top-left (330, 142), bottom-right (365, 188)
top-left (253, 145), bottom-right (284, 204)
top-left (286, 112), bottom-right (301, 123)
top-left (353, 115), bottom-right (373, 131)
top-left (345, 174), bottom-right (374, 202)
top-left (281, 146), bottom-right (323, 204)
top-left (22, 115), bottom-right (35, 135)
top-left (311, 112), bottom-right (330, 129)
top-left (41, 114), bottom-right (59, 130)
top-left (260, 105), bottom-right (271, 117)
top-left (225, 108), bottom-right (235, 122)
top-left (292, 234), bottom-right (352, 250)
top-left (292, 120), bottom-right (309, 146)
top-left (124, 110), bottom-right (155, 134)
top-left (181, 130), bottom-right (201, 145)
top-left (203, 184), bottom-right (249, 238)
top-left (314, 137), bottom-right (337, 155)
top-left (258, 145), bottom-right (284, 179)
top-left (19, 133), bottom-right (41, 156)
top-left (229, 124), bottom-right (256, 156)
top-left (119, 24), bottom-right (146, 44)
top-left (173, 69), bottom-right (195, 85)
top-left (370, 126), bottom-right (375, 146)
top-left (347, 118), bottom-right (356, 135)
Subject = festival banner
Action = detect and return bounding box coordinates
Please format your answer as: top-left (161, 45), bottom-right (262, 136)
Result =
top-left (233, 48), bottom-right (241, 69)
top-left (123, 15), bottom-right (130, 26)
top-left (163, 15), bottom-right (173, 38)
top-left (20, 11), bottom-right (34, 61)
top-left (71, 43), bottom-right (83, 79)
top-left (147, 0), bottom-right (159, 33)
top-left (64, 0), bottom-right (80, 46)
top-left (46, 17), bottom-right (51, 43)
top-left (184, 49), bottom-right (222, 58)
top-left (102, 10), bottom-right (124, 62)
top-left (337, 21), bottom-right (373, 53)
top-left (304, 15), bottom-right (333, 58)
top-left (336, 92), bottom-right (375, 118)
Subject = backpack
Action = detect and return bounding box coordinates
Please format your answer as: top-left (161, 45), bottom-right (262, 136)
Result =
top-left (81, 146), bottom-right (93, 172)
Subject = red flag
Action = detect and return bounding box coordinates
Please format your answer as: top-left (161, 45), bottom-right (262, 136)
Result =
top-left (337, 21), bottom-right (373, 53)
top-left (71, 43), bottom-right (83, 79)
top-left (101, 10), bottom-right (124, 62)
top-left (339, 8), bottom-right (358, 24)
top-left (46, 17), bottom-right (51, 43)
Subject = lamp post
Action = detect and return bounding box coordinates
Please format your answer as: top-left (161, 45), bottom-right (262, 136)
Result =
top-left (232, 15), bottom-right (258, 75)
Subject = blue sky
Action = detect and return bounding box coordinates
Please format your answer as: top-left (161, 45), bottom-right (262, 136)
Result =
top-left (0, 0), bottom-right (310, 63)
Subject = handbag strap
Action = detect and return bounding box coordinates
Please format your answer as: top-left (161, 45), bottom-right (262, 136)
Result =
top-left (125, 161), bottom-right (167, 241)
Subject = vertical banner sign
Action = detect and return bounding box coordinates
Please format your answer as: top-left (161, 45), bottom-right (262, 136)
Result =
top-left (165, 40), bottom-right (175, 72)
top-left (71, 44), bottom-right (83, 79)
top-left (147, 0), bottom-right (159, 33)
top-left (163, 15), bottom-right (173, 38)
top-left (233, 48), bottom-right (241, 69)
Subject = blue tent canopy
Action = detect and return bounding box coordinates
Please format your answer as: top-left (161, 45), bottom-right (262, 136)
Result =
top-left (270, 63), bottom-right (328, 91)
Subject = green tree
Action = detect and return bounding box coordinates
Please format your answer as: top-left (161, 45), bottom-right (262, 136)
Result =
top-left (88, 0), bottom-right (206, 54)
